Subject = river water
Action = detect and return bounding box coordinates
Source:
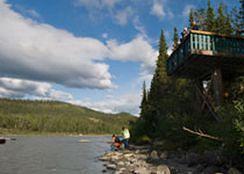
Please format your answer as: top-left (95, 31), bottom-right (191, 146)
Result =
top-left (0, 136), bottom-right (111, 174)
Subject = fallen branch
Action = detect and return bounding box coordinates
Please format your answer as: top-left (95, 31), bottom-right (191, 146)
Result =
top-left (183, 126), bottom-right (222, 141)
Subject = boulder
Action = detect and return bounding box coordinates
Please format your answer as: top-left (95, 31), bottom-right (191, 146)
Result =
top-left (106, 164), bottom-right (116, 170)
top-left (133, 167), bottom-right (149, 174)
top-left (117, 161), bottom-right (125, 166)
top-left (150, 150), bottom-right (159, 160)
top-left (156, 165), bottom-right (171, 174)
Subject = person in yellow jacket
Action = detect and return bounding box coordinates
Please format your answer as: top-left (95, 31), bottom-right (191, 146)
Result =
top-left (122, 127), bottom-right (130, 149)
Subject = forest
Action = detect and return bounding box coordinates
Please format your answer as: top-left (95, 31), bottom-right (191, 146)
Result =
top-left (0, 98), bottom-right (136, 135)
top-left (132, 0), bottom-right (244, 168)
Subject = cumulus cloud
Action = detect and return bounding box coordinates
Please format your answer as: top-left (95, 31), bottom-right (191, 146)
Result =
top-left (107, 36), bottom-right (157, 68)
top-left (151, 0), bottom-right (166, 20)
top-left (0, 0), bottom-right (158, 90)
top-left (72, 93), bottom-right (141, 115)
top-left (0, 0), bottom-right (114, 89)
top-left (0, 77), bottom-right (73, 100)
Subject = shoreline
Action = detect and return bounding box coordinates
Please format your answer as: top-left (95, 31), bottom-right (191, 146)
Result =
top-left (99, 145), bottom-right (243, 174)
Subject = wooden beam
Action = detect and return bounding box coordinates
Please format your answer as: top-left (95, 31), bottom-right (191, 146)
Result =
top-left (212, 67), bottom-right (223, 107)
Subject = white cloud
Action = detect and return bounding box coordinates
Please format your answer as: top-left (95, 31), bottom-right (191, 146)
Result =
top-left (183, 4), bottom-right (195, 17)
top-left (0, 77), bottom-right (73, 100)
top-left (151, 0), bottom-right (166, 20)
top-left (0, 0), bottom-right (114, 89)
top-left (115, 7), bottom-right (134, 26)
top-left (107, 36), bottom-right (157, 67)
top-left (0, 0), bottom-right (158, 90)
top-left (72, 93), bottom-right (141, 115)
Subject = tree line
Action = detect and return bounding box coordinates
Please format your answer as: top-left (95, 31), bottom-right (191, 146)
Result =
top-left (0, 99), bottom-right (136, 134)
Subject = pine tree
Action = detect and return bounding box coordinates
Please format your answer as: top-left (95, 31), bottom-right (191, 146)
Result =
top-left (140, 81), bottom-right (147, 120)
top-left (216, 3), bottom-right (233, 35)
top-left (173, 27), bottom-right (179, 50)
top-left (232, 0), bottom-right (244, 36)
top-left (146, 30), bottom-right (169, 133)
top-left (189, 9), bottom-right (194, 29)
top-left (206, 0), bottom-right (215, 32)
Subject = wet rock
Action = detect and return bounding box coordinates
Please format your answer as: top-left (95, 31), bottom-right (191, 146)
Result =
top-left (228, 168), bottom-right (242, 174)
top-left (106, 164), bottom-right (116, 170)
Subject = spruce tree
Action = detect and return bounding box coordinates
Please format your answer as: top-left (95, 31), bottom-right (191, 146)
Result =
top-left (232, 0), bottom-right (244, 36)
top-left (140, 81), bottom-right (147, 120)
top-left (146, 30), bottom-right (169, 134)
top-left (189, 9), bottom-right (194, 29)
top-left (173, 27), bottom-right (179, 50)
top-left (216, 3), bottom-right (233, 35)
top-left (206, 0), bottom-right (215, 32)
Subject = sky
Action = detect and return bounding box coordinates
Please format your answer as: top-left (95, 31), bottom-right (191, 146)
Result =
top-left (0, 0), bottom-right (240, 115)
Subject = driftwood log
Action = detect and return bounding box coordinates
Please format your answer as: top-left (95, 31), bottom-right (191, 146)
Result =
top-left (183, 126), bottom-right (222, 141)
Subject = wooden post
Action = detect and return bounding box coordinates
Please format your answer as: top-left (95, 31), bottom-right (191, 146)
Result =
top-left (212, 67), bottom-right (223, 107)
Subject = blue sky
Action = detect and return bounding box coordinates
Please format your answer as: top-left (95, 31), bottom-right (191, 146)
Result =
top-left (0, 0), bottom-right (240, 115)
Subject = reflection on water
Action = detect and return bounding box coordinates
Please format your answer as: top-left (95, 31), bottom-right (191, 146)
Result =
top-left (0, 136), bottom-right (110, 174)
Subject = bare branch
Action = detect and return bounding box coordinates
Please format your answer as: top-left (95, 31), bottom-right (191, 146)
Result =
top-left (183, 126), bottom-right (222, 141)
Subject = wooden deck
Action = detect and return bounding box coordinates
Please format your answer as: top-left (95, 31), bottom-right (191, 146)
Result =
top-left (167, 30), bottom-right (244, 79)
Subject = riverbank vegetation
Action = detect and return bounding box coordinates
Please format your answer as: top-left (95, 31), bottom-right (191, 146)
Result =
top-left (0, 99), bottom-right (136, 135)
top-left (132, 0), bottom-right (243, 170)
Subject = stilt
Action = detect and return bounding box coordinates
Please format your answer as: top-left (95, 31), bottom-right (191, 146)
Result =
top-left (212, 67), bottom-right (223, 107)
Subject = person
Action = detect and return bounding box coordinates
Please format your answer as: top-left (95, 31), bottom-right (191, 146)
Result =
top-left (111, 134), bottom-right (122, 151)
top-left (121, 127), bottom-right (130, 149)
top-left (180, 27), bottom-right (188, 42)
top-left (192, 21), bottom-right (199, 30)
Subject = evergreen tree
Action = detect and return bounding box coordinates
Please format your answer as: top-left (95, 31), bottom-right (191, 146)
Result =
top-left (189, 9), bottom-right (194, 29)
top-left (232, 0), bottom-right (244, 36)
top-left (140, 81), bottom-right (147, 120)
top-left (173, 27), bottom-right (179, 50)
top-left (216, 3), bottom-right (233, 35)
top-left (206, 0), bottom-right (215, 32)
top-left (146, 30), bottom-right (169, 134)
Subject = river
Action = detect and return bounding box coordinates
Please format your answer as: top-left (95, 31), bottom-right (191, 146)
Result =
top-left (0, 136), bottom-right (110, 174)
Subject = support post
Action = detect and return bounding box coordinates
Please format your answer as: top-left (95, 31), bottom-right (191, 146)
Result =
top-left (212, 67), bottom-right (223, 107)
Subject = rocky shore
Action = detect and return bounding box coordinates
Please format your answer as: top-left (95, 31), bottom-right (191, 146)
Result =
top-left (99, 146), bottom-right (242, 174)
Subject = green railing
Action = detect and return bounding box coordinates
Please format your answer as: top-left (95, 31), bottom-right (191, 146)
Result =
top-left (167, 30), bottom-right (244, 75)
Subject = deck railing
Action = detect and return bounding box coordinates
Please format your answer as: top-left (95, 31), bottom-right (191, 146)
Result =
top-left (167, 30), bottom-right (244, 75)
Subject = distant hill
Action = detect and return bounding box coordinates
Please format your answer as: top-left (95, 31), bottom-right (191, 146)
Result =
top-left (0, 98), bottom-right (137, 134)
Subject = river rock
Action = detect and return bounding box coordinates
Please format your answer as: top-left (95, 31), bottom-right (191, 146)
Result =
top-left (150, 150), bottom-right (159, 160)
top-left (106, 164), bottom-right (116, 170)
top-left (117, 161), bottom-right (125, 166)
top-left (228, 168), bottom-right (242, 174)
top-left (133, 167), bottom-right (149, 174)
top-left (156, 165), bottom-right (171, 174)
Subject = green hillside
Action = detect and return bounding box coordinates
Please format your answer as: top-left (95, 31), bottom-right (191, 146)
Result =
top-left (0, 99), bottom-right (137, 135)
